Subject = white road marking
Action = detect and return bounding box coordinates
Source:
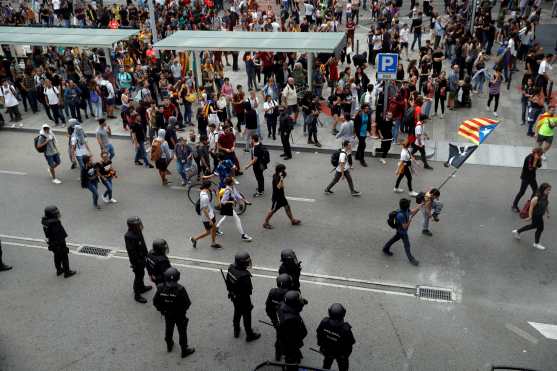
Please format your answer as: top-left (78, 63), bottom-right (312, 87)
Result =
top-left (529, 322), bottom-right (557, 340)
top-left (505, 323), bottom-right (539, 345)
top-left (170, 186), bottom-right (186, 190)
top-left (0, 170), bottom-right (27, 175)
top-left (286, 196), bottom-right (316, 203)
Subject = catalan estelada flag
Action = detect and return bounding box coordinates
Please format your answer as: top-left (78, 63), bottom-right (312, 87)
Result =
top-left (458, 117), bottom-right (498, 145)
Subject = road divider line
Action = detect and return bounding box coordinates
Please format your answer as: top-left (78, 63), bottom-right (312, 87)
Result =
top-left (0, 170), bottom-right (27, 175)
top-left (505, 323), bottom-right (539, 345)
top-left (286, 196), bottom-right (316, 203)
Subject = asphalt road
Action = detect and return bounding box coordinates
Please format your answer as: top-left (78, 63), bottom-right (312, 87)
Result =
top-left (1, 131), bottom-right (556, 370)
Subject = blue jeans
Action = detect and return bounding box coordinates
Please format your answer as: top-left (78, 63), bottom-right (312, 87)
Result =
top-left (76, 155), bottom-right (86, 170)
top-left (101, 178), bottom-right (113, 200)
top-left (105, 143), bottom-right (115, 160)
top-left (134, 142), bottom-right (150, 166)
top-left (392, 118), bottom-right (401, 143)
top-left (383, 232), bottom-right (415, 261)
top-left (176, 160), bottom-right (194, 183)
top-left (183, 102), bottom-right (192, 124)
top-left (411, 31), bottom-right (422, 50)
top-left (87, 180), bottom-right (99, 207)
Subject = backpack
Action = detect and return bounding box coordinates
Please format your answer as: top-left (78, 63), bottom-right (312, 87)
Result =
top-left (401, 107), bottom-right (415, 134)
top-left (415, 191), bottom-right (425, 205)
top-left (260, 146), bottom-right (270, 167)
top-left (34, 134), bottom-right (46, 153)
top-left (90, 90), bottom-right (100, 103)
top-left (330, 149), bottom-right (345, 167)
top-left (151, 140), bottom-right (162, 161)
top-left (99, 84), bottom-right (109, 98)
top-left (387, 210), bottom-right (399, 229)
top-left (195, 198), bottom-right (202, 215)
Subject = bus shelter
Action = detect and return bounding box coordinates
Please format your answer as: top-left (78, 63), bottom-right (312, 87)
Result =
top-left (0, 26), bottom-right (139, 69)
top-left (153, 31), bottom-right (346, 89)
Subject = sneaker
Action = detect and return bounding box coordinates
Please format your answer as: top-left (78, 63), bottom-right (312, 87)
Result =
top-left (324, 189), bottom-right (334, 194)
top-left (189, 236), bottom-right (197, 248)
top-left (422, 229), bottom-right (433, 236)
top-left (246, 332), bottom-right (261, 342)
top-left (440, 113), bottom-right (444, 119)
top-left (379, 158), bottom-right (387, 164)
top-left (263, 223), bottom-right (274, 229)
top-left (541, 154), bottom-right (547, 161)
top-left (512, 229), bottom-right (520, 240)
top-left (253, 192), bottom-right (264, 198)
top-left (493, 111), bottom-right (498, 117)
top-left (216, 229), bottom-right (224, 236)
top-left (63, 270), bottom-right (77, 278)
top-left (351, 190), bottom-right (361, 197)
top-left (102, 195), bottom-right (110, 203)
top-left (234, 179), bottom-right (240, 185)
top-left (110, 199), bottom-right (118, 203)
top-left (241, 234), bottom-right (253, 242)
top-left (393, 188), bottom-right (404, 193)
top-left (409, 259), bottom-right (420, 266)
top-left (533, 243), bottom-right (546, 250)
top-left (210, 243), bottom-right (223, 249)
top-left (408, 191), bottom-right (419, 197)
top-left (382, 248), bottom-right (393, 256)
top-left (52, 178), bottom-right (62, 184)
top-left (181, 347), bottom-right (195, 358)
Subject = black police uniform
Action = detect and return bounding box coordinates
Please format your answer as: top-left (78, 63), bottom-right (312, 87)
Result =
top-left (278, 111), bottom-right (293, 159)
top-left (124, 226), bottom-right (150, 299)
top-left (278, 261), bottom-right (301, 291)
top-left (265, 286), bottom-right (288, 360)
top-left (153, 279), bottom-right (193, 356)
top-left (146, 250), bottom-right (171, 285)
top-left (277, 300), bottom-right (307, 367)
top-left (41, 208), bottom-right (74, 277)
top-left (0, 240), bottom-right (13, 271)
top-left (226, 263), bottom-right (259, 340)
top-left (317, 316), bottom-right (356, 371)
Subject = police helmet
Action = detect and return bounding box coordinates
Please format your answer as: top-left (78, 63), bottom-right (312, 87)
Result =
top-left (234, 251), bottom-right (251, 269)
top-left (328, 303), bottom-right (346, 320)
top-left (164, 267), bottom-right (180, 282)
top-left (284, 290), bottom-right (303, 307)
top-left (276, 273), bottom-right (292, 289)
top-left (152, 238), bottom-right (169, 255)
top-left (44, 205), bottom-right (60, 219)
top-left (280, 249), bottom-right (297, 263)
top-left (126, 216), bottom-right (142, 228)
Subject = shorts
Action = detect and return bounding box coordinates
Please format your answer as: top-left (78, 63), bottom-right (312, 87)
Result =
top-left (106, 98), bottom-right (114, 106)
top-left (400, 42), bottom-right (408, 48)
top-left (271, 198), bottom-right (288, 213)
top-left (202, 217), bottom-right (216, 231)
top-left (287, 104), bottom-right (299, 115)
top-left (536, 134), bottom-right (553, 145)
top-left (45, 153), bottom-right (61, 168)
top-left (155, 158), bottom-right (169, 171)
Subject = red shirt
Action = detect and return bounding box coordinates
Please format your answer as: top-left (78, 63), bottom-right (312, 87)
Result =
top-left (163, 103), bottom-right (177, 120)
top-left (218, 131), bottom-right (235, 150)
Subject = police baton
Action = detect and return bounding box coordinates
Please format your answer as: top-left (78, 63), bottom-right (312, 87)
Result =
top-left (309, 347), bottom-right (323, 355)
top-left (258, 319), bottom-right (275, 327)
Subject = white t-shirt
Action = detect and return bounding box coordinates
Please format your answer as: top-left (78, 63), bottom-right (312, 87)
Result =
top-left (336, 150), bottom-right (350, 172)
top-left (400, 28), bottom-right (409, 43)
top-left (71, 136), bottom-right (89, 157)
top-left (263, 100), bottom-right (277, 115)
top-left (100, 80), bottom-right (115, 99)
top-left (199, 190), bottom-right (214, 222)
top-left (400, 148), bottom-right (411, 162)
top-left (53, 0), bottom-right (60, 10)
top-left (0, 85), bottom-right (19, 107)
top-left (538, 60), bottom-right (552, 76)
top-left (414, 123), bottom-right (425, 147)
top-left (304, 3), bottom-right (314, 16)
top-left (44, 87), bottom-right (60, 105)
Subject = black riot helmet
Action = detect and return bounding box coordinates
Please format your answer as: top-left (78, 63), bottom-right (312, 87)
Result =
top-left (276, 273), bottom-right (292, 289)
top-left (152, 238), bottom-right (169, 255)
top-left (280, 249), bottom-right (298, 264)
top-left (163, 267), bottom-right (180, 282)
top-left (284, 290), bottom-right (305, 308)
top-left (328, 303), bottom-right (347, 320)
top-left (44, 205), bottom-right (60, 219)
top-left (126, 216), bottom-right (143, 232)
top-left (234, 251), bottom-right (252, 269)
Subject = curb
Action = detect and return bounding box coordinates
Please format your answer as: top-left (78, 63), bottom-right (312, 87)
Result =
top-left (1, 126), bottom-right (435, 159)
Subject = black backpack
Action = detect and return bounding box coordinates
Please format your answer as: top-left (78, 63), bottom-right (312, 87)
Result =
top-left (330, 149), bottom-right (345, 167)
top-left (99, 84), bottom-right (109, 98)
top-left (415, 191), bottom-right (425, 205)
top-left (387, 210), bottom-right (399, 229)
top-left (401, 107), bottom-right (415, 134)
top-left (260, 146), bottom-right (270, 167)
top-left (195, 199), bottom-right (201, 215)
top-left (34, 135), bottom-right (46, 153)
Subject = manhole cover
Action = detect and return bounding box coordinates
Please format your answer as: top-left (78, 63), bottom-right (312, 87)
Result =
top-left (78, 246), bottom-right (111, 257)
top-left (416, 286), bottom-right (453, 302)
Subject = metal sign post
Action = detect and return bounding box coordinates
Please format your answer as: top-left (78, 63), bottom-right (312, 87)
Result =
top-left (377, 53), bottom-right (398, 119)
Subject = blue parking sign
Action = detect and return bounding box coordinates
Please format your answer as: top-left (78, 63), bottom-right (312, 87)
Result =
top-left (377, 53), bottom-right (398, 80)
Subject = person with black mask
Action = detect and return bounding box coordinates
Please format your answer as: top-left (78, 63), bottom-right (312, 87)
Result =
top-left (263, 164), bottom-right (301, 229)
top-left (317, 303), bottom-right (356, 371)
top-left (278, 249), bottom-right (302, 292)
top-left (0, 240), bottom-right (13, 271)
top-left (277, 290), bottom-right (308, 369)
top-left (225, 252), bottom-right (261, 342)
top-left (265, 273), bottom-right (293, 361)
top-left (41, 206), bottom-right (76, 278)
top-left (124, 216), bottom-right (152, 303)
top-left (278, 106), bottom-right (293, 160)
top-left (146, 238), bottom-right (172, 285)
top-left (153, 267), bottom-right (195, 358)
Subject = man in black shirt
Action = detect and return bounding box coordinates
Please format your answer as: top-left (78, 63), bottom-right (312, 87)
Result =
top-left (512, 148), bottom-right (542, 212)
top-left (131, 115), bottom-right (153, 168)
top-left (278, 107), bottom-right (293, 159)
top-left (410, 12), bottom-right (423, 51)
top-left (244, 134), bottom-right (267, 197)
top-left (263, 164), bottom-right (301, 229)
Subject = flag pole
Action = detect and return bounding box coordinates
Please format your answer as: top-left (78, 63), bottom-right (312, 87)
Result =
top-left (437, 168), bottom-right (459, 190)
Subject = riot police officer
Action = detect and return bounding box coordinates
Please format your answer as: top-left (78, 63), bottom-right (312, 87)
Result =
top-left (316, 303), bottom-right (356, 371)
top-left (124, 216), bottom-right (152, 303)
top-left (278, 249), bottom-right (302, 291)
top-left (153, 267), bottom-right (195, 358)
top-left (225, 252), bottom-right (261, 342)
top-left (146, 239), bottom-right (171, 285)
top-left (0, 240), bottom-right (13, 271)
top-left (277, 290), bottom-right (307, 369)
top-left (265, 273), bottom-right (292, 361)
top-left (41, 206), bottom-right (76, 278)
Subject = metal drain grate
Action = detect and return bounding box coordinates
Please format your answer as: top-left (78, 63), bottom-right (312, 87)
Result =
top-left (416, 286), bottom-right (453, 302)
top-left (78, 246), bottom-right (111, 257)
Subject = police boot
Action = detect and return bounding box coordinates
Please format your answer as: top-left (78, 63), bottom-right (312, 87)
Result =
top-left (246, 331), bottom-right (261, 342)
top-left (166, 340), bottom-right (174, 352)
top-left (274, 348), bottom-right (282, 361)
top-left (0, 263), bottom-right (12, 272)
top-left (234, 327), bottom-right (241, 338)
top-left (134, 294), bottom-right (147, 304)
top-left (181, 347), bottom-right (195, 358)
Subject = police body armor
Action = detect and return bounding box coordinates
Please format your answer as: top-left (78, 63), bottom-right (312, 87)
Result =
top-left (153, 283), bottom-right (191, 318)
top-left (146, 252), bottom-right (171, 284)
top-left (225, 264), bottom-right (252, 302)
top-left (265, 287), bottom-right (288, 325)
top-left (317, 319), bottom-right (355, 357)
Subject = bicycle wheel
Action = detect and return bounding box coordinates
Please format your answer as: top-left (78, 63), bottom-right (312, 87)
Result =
top-left (187, 183), bottom-right (203, 205)
top-left (235, 201), bottom-right (247, 216)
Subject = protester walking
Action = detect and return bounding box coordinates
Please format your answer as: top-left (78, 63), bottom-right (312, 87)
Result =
top-left (189, 180), bottom-right (222, 249)
top-left (98, 151), bottom-right (118, 204)
top-left (96, 118), bottom-right (115, 160)
top-left (512, 148), bottom-right (542, 212)
top-left (325, 140), bottom-right (361, 196)
top-left (383, 198), bottom-right (420, 266)
top-left (263, 164), bottom-right (301, 229)
top-left (394, 139), bottom-right (419, 197)
top-left (216, 177), bottom-right (253, 242)
top-left (36, 124), bottom-right (63, 184)
top-left (81, 155), bottom-right (101, 209)
top-left (243, 135), bottom-right (269, 197)
top-left (151, 129), bottom-right (173, 185)
top-left (513, 183), bottom-right (552, 250)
